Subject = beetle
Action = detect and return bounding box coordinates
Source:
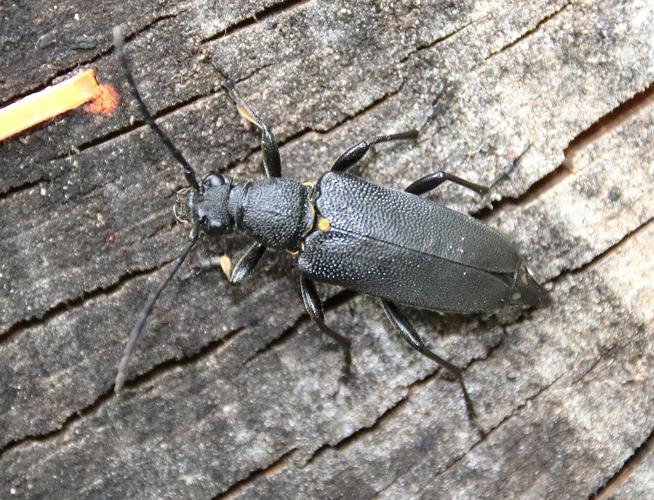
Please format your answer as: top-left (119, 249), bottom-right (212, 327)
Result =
top-left (111, 27), bottom-right (549, 429)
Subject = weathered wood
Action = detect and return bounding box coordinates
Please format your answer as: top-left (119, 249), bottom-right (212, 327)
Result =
top-left (1, 0), bottom-right (653, 498)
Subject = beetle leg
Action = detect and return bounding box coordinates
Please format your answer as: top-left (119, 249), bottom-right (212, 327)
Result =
top-left (405, 144), bottom-right (531, 196)
top-left (405, 171), bottom-right (491, 196)
top-left (211, 63), bottom-right (282, 178)
top-left (381, 300), bottom-right (482, 435)
top-left (221, 243), bottom-right (267, 284)
top-left (331, 130), bottom-right (419, 172)
top-left (300, 275), bottom-right (353, 382)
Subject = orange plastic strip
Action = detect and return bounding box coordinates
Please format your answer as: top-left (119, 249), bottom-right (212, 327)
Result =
top-left (0, 69), bottom-right (101, 141)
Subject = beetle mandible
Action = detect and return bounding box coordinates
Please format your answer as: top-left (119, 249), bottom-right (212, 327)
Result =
top-left (112, 27), bottom-right (549, 429)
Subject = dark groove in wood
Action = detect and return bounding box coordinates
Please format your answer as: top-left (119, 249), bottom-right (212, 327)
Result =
top-left (214, 447), bottom-right (298, 499)
top-left (593, 427), bottom-right (654, 499)
top-left (484, 2), bottom-right (572, 61)
top-left (200, 0), bottom-right (312, 44)
top-left (0, 254), bottom-right (174, 342)
top-left (0, 12), bottom-right (182, 109)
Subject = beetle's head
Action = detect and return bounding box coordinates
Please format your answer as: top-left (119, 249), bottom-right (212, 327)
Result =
top-left (187, 173), bottom-right (236, 235)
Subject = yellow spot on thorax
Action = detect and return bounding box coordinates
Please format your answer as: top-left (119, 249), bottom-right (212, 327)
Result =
top-left (317, 216), bottom-right (331, 232)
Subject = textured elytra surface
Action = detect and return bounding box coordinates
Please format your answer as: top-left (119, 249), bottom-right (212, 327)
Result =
top-left (1, 0), bottom-right (653, 498)
top-left (299, 172), bottom-right (525, 312)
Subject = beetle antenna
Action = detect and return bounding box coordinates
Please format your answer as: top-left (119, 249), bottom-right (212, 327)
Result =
top-left (115, 231), bottom-right (199, 392)
top-left (112, 26), bottom-right (200, 191)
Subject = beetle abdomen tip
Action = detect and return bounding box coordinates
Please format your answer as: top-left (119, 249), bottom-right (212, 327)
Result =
top-left (513, 264), bottom-right (550, 308)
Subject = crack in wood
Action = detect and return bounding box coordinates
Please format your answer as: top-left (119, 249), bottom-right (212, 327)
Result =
top-left (223, 83), bottom-right (405, 177)
top-left (49, 63), bottom-right (274, 164)
top-left (416, 285), bottom-right (648, 497)
top-left (42, 33), bottom-right (406, 177)
top-left (0, 11), bottom-right (184, 110)
top-left (476, 77), bottom-right (654, 216)
top-left (50, 87), bottom-right (214, 162)
top-left (0, 251), bottom-right (180, 341)
top-left (200, 0), bottom-right (313, 44)
top-left (403, 372), bottom-right (566, 497)
top-left (475, 163), bottom-right (573, 219)
top-left (0, 178), bottom-right (48, 201)
top-left (513, 163), bottom-right (573, 206)
top-left (399, 21), bottom-right (473, 64)
top-left (15, 9), bottom-right (461, 181)
top-left (484, 2), bottom-right (572, 62)
top-left (547, 216), bottom-right (654, 284)
top-left (0, 325), bottom-right (245, 459)
top-left (305, 394), bottom-right (411, 467)
top-left (593, 426), bottom-right (654, 499)
top-left (243, 316), bottom-right (305, 367)
top-left (213, 447), bottom-right (298, 499)
top-left (119, 325), bottom-right (246, 392)
top-left (303, 329), bottom-right (507, 469)
top-left (201, 325), bottom-right (508, 494)
top-left (244, 289), bottom-right (356, 366)
top-left (565, 79), bottom-right (654, 163)
top-left (299, 330), bottom-right (507, 479)
top-left (374, 268), bottom-right (649, 496)
top-left (0, 385), bottom-right (115, 460)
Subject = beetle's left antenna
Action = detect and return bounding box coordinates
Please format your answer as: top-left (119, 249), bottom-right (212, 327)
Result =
top-left (114, 229), bottom-right (199, 392)
top-left (112, 26), bottom-right (200, 191)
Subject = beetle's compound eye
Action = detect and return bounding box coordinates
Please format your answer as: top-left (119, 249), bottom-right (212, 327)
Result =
top-left (202, 173), bottom-right (226, 188)
top-left (198, 214), bottom-right (223, 230)
top-left (204, 218), bottom-right (227, 234)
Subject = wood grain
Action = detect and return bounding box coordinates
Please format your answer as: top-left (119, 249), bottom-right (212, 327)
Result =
top-left (1, 0), bottom-right (652, 497)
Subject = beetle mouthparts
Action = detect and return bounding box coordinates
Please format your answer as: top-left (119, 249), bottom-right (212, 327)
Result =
top-left (173, 187), bottom-right (194, 224)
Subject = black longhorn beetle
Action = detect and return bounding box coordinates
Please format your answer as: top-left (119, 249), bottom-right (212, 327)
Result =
top-left (112, 26), bottom-right (549, 431)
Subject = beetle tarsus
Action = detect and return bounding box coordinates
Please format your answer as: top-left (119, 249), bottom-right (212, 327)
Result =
top-left (300, 275), bottom-right (353, 383)
top-left (381, 300), bottom-right (483, 435)
top-left (487, 143), bottom-right (532, 192)
top-left (210, 62), bottom-right (282, 178)
top-left (405, 143), bottom-right (531, 199)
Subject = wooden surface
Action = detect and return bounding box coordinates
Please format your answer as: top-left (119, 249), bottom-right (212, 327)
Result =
top-left (1, 0), bottom-right (653, 498)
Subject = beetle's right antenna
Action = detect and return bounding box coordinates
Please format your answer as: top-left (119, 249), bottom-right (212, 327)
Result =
top-left (114, 229), bottom-right (199, 392)
top-left (112, 26), bottom-right (200, 191)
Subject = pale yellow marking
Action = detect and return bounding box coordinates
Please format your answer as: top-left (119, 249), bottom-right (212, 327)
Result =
top-left (236, 105), bottom-right (255, 125)
top-left (220, 255), bottom-right (233, 279)
top-left (302, 181), bottom-right (315, 188)
top-left (317, 216), bottom-right (331, 232)
top-left (286, 249), bottom-right (300, 256)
